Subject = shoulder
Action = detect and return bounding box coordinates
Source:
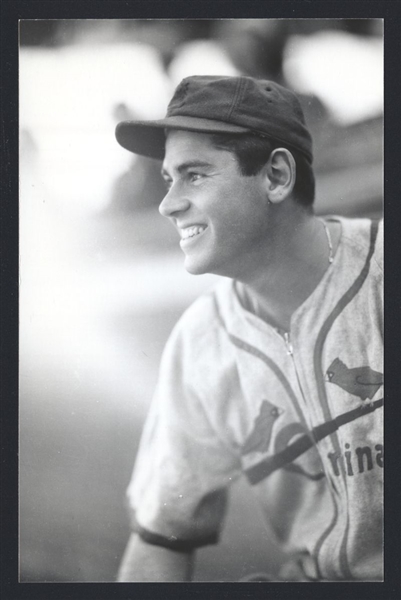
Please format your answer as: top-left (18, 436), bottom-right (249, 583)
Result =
top-left (334, 216), bottom-right (383, 274)
top-left (373, 219), bottom-right (383, 273)
top-left (164, 279), bottom-right (234, 362)
top-left (158, 280), bottom-right (239, 397)
top-left (336, 215), bottom-right (380, 245)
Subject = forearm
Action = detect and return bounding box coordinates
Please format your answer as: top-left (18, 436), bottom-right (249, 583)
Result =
top-left (117, 533), bottom-right (195, 582)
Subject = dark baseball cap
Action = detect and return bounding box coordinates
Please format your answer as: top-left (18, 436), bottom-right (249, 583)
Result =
top-left (115, 75), bottom-right (313, 163)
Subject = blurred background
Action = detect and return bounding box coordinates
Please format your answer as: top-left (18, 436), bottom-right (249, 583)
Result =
top-left (19, 18), bottom-right (383, 582)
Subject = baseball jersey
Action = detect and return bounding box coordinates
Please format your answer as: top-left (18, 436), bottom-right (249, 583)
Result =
top-left (126, 216), bottom-right (383, 581)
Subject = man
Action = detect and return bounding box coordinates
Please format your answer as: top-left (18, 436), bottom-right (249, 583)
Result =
top-left (115, 75), bottom-right (383, 581)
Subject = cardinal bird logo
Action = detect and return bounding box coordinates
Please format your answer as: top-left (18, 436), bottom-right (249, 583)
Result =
top-left (325, 358), bottom-right (383, 400)
top-left (241, 400), bottom-right (283, 456)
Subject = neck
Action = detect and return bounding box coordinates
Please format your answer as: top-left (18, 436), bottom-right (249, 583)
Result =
top-left (236, 212), bottom-right (335, 331)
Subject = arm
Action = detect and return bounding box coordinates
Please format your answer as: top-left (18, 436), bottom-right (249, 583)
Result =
top-left (117, 533), bottom-right (195, 582)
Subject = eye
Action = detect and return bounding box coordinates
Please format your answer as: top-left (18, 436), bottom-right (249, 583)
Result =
top-left (188, 172), bottom-right (204, 184)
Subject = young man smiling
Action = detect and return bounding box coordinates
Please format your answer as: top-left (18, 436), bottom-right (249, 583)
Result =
top-left (115, 76), bottom-right (383, 581)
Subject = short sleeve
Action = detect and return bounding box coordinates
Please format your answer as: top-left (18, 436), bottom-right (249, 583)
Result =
top-left (126, 320), bottom-right (242, 550)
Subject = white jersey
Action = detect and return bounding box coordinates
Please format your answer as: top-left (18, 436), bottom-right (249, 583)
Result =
top-left (127, 217), bottom-right (383, 581)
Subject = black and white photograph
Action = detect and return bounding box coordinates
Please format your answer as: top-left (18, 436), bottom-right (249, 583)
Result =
top-left (17, 17), bottom-right (384, 584)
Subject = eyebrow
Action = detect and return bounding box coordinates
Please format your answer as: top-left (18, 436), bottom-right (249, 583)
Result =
top-left (161, 160), bottom-right (214, 178)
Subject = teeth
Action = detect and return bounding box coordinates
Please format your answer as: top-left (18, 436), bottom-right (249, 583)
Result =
top-left (181, 225), bottom-right (206, 240)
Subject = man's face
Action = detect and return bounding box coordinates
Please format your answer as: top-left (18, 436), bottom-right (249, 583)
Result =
top-left (160, 130), bottom-right (272, 279)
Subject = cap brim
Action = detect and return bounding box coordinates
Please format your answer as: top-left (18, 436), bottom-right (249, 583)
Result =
top-left (115, 116), bottom-right (251, 160)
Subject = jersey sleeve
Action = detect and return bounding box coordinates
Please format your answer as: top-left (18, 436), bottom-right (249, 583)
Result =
top-left (125, 318), bottom-right (242, 551)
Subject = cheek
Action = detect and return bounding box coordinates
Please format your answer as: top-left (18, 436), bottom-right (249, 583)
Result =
top-left (214, 184), bottom-right (265, 235)
top-left (210, 209), bottom-right (261, 256)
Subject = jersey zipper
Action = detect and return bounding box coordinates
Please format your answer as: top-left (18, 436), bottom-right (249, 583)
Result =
top-left (277, 329), bottom-right (342, 577)
top-left (279, 330), bottom-right (310, 413)
top-left (283, 331), bottom-right (293, 355)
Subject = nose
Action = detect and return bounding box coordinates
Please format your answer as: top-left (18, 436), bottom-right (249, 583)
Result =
top-left (159, 184), bottom-right (190, 218)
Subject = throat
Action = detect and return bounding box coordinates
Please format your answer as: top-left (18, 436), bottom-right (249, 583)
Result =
top-left (237, 282), bottom-right (293, 332)
top-left (239, 257), bottom-right (329, 329)
top-left (236, 217), bottom-right (341, 329)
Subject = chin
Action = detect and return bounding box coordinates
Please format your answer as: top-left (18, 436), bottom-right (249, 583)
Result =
top-left (184, 256), bottom-right (233, 279)
top-left (183, 254), bottom-right (216, 276)
top-left (183, 261), bottom-right (208, 276)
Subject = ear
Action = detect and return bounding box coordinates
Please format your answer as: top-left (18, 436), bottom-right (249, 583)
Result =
top-left (265, 148), bottom-right (296, 204)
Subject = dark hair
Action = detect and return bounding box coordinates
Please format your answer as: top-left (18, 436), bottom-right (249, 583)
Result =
top-left (210, 132), bottom-right (315, 209)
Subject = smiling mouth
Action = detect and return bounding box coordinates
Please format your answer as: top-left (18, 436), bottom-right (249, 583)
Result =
top-left (180, 225), bottom-right (207, 241)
